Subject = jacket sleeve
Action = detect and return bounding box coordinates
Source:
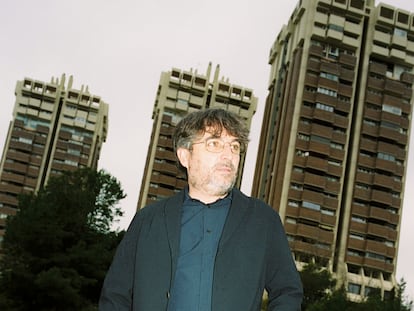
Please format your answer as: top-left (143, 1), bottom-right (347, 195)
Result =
top-left (265, 209), bottom-right (303, 311)
top-left (99, 213), bottom-right (142, 310)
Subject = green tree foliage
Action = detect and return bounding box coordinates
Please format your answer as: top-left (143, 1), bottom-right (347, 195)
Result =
top-left (305, 286), bottom-right (349, 311)
top-left (299, 262), bottom-right (413, 311)
top-left (0, 168), bottom-right (126, 311)
top-left (300, 262), bottom-right (336, 310)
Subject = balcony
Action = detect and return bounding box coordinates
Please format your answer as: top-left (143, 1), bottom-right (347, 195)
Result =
top-left (0, 194), bottom-right (18, 206)
top-left (303, 172), bottom-right (326, 190)
top-left (6, 150), bottom-right (30, 163)
top-left (147, 185), bottom-right (175, 198)
top-left (365, 239), bottom-right (394, 257)
top-left (352, 203), bottom-right (369, 217)
top-left (296, 223), bottom-right (334, 243)
top-left (365, 92), bottom-right (382, 105)
top-left (152, 162), bottom-right (178, 176)
top-left (290, 240), bottom-right (332, 258)
top-left (373, 173), bottom-right (401, 192)
top-left (363, 257), bottom-right (394, 273)
top-left (312, 109), bottom-right (335, 124)
top-left (308, 141), bottom-right (330, 156)
top-left (154, 149), bottom-right (176, 162)
top-left (298, 207), bottom-right (320, 223)
top-left (305, 156), bottom-right (328, 172)
top-left (339, 67), bottom-right (354, 82)
top-left (355, 171), bottom-right (372, 184)
top-left (307, 58), bottom-right (321, 72)
top-left (384, 79), bottom-right (405, 96)
top-left (366, 222), bottom-right (397, 241)
top-left (338, 84), bottom-right (353, 98)
top-left (367, 76), bottom-right (384, 90)
top-left (0, 183), bottom-right (23, 195)
top-left (338, 53), bottom-right (357, 68)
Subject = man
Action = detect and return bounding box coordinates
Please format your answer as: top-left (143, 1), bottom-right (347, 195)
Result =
top-left (99, 108), bottom-right (303, 310)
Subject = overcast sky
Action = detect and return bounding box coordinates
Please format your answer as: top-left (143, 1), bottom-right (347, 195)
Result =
top-left (1, 0), bottom-right (413, 300)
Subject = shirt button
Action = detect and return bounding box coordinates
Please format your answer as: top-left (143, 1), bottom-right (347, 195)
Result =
top-left (206, 229), bottom-right (212, 233)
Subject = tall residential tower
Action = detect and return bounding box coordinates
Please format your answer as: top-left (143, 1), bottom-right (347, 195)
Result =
top-left (0, 75), bottom-right (108, 245)
top-left (252, 0), bottom-right (413, 301)
top-left (137, 63), bottom-right (257, 209)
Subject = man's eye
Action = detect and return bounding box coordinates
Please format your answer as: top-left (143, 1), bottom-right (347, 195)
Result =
top-left (207, 139), bottom-right (221, 148)
top-left (231, 144), bottom-right (240, 151)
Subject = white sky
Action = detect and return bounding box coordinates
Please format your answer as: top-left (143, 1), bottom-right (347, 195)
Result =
top-left (1, 0), bottom-right (413, 301)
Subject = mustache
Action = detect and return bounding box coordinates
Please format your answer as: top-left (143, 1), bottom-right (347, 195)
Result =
top-left (214, 162), bottom-right (236, 172)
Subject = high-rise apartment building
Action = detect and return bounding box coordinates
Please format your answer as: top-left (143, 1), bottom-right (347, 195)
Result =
top-left (137, 63), bottom-right (257, 209)
top-left (252, 0), bottom-right (413, 301)
top-left (0, 74), bottom-right (108, 244)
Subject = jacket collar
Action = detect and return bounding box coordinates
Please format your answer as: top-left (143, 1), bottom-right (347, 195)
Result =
top-left (163, 187), bottom-right (250, 257)
top-left (217, 188), bottom-right (250, 253)
top-left (164, 191), bottom-right (184, 261)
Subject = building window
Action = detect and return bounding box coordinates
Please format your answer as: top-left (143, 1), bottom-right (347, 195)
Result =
top-left (363, 118), bottom-right (377, 127)
top-left (286, 217), bottom-right (297, 224)
top-left (382, 104), bottom-right (402, 116)
top-left (328, 24), bottom-right (344, 33)
top-left (377, 152), bottom-right (396, 162)
top-left (350, 233), bottom-right (364, 240)
top-left (380, 121), bottom-right (400, 131)
top-left (293, 166), bottom-right (304, 173)
top-left (352, 216), bottom-right (366, 223)
top-left (338, 95), bottom-right (351, 103)
top-left (18, 137), bottom-right (33, 145)
top-left (64, 159), bottom-right (78, 167)
top-left (68, 148), bottom-right (81, 156)
top-left (328, 159), bottom-right (342, 166)
top-left (326, 175), bottom-right (339, 182)
top-left (323, 45), bottom-right (340, 59)
top-left (302, 201), bottom-right (321, 211)
top-left (298, 133), bottom-right (310, 141)
top-left (317, 87), bottom-right (337, 97)
top-left (366, 252), bottom-right (386, 261)
top-left (316, 102), bottom-right (334, 112)
top-left (288, 200), bottom-right (300, 207)
top-left (291, 183), bottom-right (303, 190)
top-left (321, 208), bottom-right (334, 216)
top-left (394, 28), bottom-right (407, 38)
top-left (311, 135), bottom-right (330, 145)
top-left (330, 142), bottom-right (344, 150)
top-left (320, 72), bottom-right (339, 81)
top-left (296, 150), bottom-right (310, 157)
top-left (348, 283), bottom-right (362, 295)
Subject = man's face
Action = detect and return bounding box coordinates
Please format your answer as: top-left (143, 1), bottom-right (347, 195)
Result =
top-left (177, 128), bottom-right (241, 203)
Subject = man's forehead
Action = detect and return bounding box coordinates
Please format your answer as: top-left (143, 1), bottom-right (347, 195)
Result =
top-left (200, 127), bottom-right (236, 139)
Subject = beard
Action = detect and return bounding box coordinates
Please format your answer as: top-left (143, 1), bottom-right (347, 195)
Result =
top-left (189, 161), bottom-right (238, 197)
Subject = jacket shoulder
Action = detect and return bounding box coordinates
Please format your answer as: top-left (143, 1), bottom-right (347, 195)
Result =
top-left (138, 190), bottom-right (184, 215)
top-left (233, 188), bottom-right (278, 215)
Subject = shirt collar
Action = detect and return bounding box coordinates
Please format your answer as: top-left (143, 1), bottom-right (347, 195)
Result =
top-left (184, 186), bottom-right (233, 208)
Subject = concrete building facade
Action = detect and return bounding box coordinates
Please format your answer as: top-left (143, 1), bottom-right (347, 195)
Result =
top-left (252, 0), bottom-right (414, 301)
top-left (0, 74), bottom-right (108, 245)
top-left (137, 63), bottom-right (257, 209)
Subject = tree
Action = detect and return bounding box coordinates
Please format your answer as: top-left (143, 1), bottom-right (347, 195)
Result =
top-left (362, 279), bottom-right (413, 311)
top-left (300, 262), bottom-right (336, 310)
top-left (0, 168), bottom-right (126, 311)
top-left (305, 286), bottom-right (350, 311)
top-left (299, 262), bottom-right (413, 311)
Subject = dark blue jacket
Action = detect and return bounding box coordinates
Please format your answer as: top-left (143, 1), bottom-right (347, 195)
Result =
top-left (99, 188), bottom-right (303, 311)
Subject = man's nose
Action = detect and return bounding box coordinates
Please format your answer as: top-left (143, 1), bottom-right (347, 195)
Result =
top-left (221, 143), bottom-right (234, 156)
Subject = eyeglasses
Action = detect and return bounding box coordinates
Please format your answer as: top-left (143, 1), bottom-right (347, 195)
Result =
top-left (191, 137), bottom-right (245, 154)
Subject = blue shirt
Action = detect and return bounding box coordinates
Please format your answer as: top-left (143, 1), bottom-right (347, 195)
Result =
top-left (167, 190), bottom-right (231, 311)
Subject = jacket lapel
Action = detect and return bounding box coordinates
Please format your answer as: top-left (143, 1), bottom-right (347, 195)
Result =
top-left (163, 191), bottom-right (184, 276)
top-left (217, 188), bottom-right (250, 253)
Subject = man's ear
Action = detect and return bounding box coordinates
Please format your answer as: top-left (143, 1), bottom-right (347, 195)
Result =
top-left (176, 147), bottom-right (190, 169)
